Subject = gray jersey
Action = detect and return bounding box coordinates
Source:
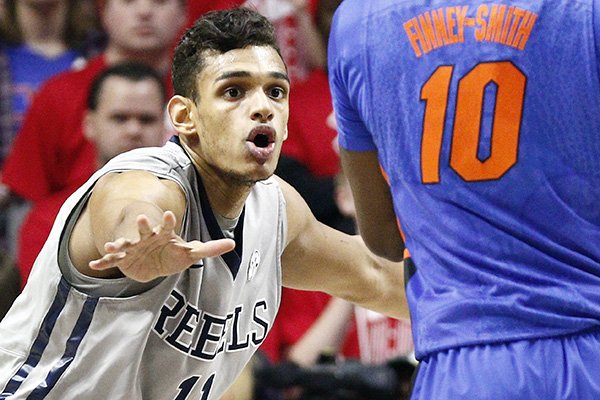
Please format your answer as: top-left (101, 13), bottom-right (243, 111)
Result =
top-left (0, 140), bottom-right (286, 399)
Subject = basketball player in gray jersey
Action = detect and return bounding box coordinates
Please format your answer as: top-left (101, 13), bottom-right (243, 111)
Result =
top-left (0, 8), bottom-right (407, 399)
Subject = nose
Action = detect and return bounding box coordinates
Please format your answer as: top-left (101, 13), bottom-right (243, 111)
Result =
top-left (250, 91), bottom-right (274, 123)
top-left (124, 118), bottom-right (144, 139)
top-left (134, 0), bottom-right (154, 17)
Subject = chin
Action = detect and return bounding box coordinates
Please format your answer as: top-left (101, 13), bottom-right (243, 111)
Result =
top-left (245, 169), bottom-right (275, 185)
top-left (218, 168), bottom-right (271, 187)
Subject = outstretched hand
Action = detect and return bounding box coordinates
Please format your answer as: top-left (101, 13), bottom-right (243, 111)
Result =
top-left (89, 211), bottom-right (235, 282)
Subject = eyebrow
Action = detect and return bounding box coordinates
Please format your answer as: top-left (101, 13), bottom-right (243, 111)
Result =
top-left (215, 70), bottom-right (290, 83)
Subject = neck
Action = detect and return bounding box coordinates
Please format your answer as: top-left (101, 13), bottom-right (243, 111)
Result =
top-left (181, 142), bottom-right (252, 219)
top-left (199, 165), bottom-right (252, 220)
top-left (17, 1), bottom-right (69, 57)
top-left (104, 46), bottom-right (171, 76)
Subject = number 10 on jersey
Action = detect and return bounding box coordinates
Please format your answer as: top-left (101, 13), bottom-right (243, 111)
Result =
top-left (420, 61), bottom-right (526, 184)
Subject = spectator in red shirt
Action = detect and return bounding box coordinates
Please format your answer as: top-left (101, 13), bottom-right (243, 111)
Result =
top-left (1, 0), bottom-right (186, 286)
top-left (16, 62), bottom-right (168, 286)
top-left (0, 0), bottom-right (101, 258)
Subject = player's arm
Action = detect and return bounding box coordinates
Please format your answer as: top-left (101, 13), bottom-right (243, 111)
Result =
top-left (69, 170), bottom-right (234, 282)
top-left (340, 149), bottom-right (405, 261)
top-left (278, 177), bottom-right (408, 319)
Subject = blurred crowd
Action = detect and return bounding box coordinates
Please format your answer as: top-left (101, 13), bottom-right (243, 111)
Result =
top-left (0, 1), bottom-right (415, 399)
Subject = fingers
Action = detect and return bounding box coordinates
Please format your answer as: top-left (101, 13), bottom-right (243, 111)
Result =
top-left (104, 237), bottom-right (133, 253)
top-left (137, 211), bottom-right (176, 237)
top-left (89, 252), bottom-right (126, 270)
top-left (88, 211), bottom-right (232, 275)
top-left (161, 210), bottom-right (177, 232)
top-left (137, 214), bottom-right (154, 239)
top-left (186, 238), bottom-right (236, 260)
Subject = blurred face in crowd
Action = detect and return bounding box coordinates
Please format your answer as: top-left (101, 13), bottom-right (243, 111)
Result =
top-left (84, 76), bottom-right (166, 166)
top-left (101, 0), bottom-right (184, 54)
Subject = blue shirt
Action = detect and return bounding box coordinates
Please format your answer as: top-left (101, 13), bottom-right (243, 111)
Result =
top-left (329, 0), bottom-right (600, 359)
top-left (6, 44), bottom-right (80, 135)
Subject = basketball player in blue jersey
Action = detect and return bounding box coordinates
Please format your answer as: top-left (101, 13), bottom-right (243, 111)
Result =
top-left (328, 0), bottom-right (600, 399)
top-left (0, 8), bottom-right (407, 400)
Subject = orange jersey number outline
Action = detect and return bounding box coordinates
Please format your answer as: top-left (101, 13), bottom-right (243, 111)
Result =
top-left (420, 61), bottom-right (526, 183)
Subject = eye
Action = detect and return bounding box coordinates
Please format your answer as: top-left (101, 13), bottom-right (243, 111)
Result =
top-left (139, 115), bottom-right (159, 125)
top-left (111, 114), bottom-right (128, 123)
top-left (224, 87), bottom-right (244, 99)
top-left (268, 87), bottom-right (286, 99)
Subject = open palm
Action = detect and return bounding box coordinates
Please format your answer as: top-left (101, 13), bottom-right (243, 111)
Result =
top-left (89, 211), bottom-right (235, 282)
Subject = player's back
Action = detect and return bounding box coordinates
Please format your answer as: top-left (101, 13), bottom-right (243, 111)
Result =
top-left (329, 0), bottom-right (600, 358)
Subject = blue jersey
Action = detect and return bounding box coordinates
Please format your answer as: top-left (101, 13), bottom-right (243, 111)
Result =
top-left (329, 0), bottom-right (600, 359)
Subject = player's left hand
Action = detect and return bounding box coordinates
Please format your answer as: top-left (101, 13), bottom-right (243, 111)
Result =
top-left (88, 211), bottom-right (235, 282)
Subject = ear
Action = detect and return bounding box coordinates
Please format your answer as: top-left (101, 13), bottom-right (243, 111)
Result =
top-left (168, 95), bottom-right (197, 138)
top-left (83, 112), bottom-right (96, 142)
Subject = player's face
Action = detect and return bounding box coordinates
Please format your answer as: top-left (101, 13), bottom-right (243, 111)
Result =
top-left (185, 46), bottom-right (290, 185)
top-left (102, 0), bottom-right (184, 54)
top-left (85, 76), bottom-right (166, 165)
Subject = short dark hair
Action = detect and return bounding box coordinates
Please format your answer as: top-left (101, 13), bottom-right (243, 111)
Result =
top-left (87, 62), bottom-right (166, 110)
top-left (172, 7), bottom-right (283, 101)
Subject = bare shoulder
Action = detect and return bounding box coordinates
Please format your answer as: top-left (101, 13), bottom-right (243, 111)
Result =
top-left (92, 170), bottom-right (186, 215)
top-left (70, 170), bottom-right (187, 275)
top-left (94, 170), bottom-right (180, 192)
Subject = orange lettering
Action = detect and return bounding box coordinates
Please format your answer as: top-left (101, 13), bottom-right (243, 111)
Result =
top-left (419, 12), bottom-right (440, 50)
top-left (506, 8), bottom-right (525, 45)
top-left (513, 11), bottom-right (537, 50)
top-left (432, 8), bottom-right (451, 45)
top-left (500, 6), bottom-right (515, 44)
top-left (455, 6), bottom-right (469, 42)
top-left (404, 18), bottom-right (423, 57)
top-left (446, 7), bottom-right (458, 43)
top-left (486, 5), bottom-right (505, 42)
top-left (474, 5), bottom-right (489, 41)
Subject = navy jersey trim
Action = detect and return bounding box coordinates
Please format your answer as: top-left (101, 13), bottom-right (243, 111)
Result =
top-left (27, 296), bottom-right (99, 399)
top-left (196, 170), bottom-right (245, 280)
top-left (170, 136), bottom-right (245, 279)
top-left (0, 278), bottom-right (70, 398)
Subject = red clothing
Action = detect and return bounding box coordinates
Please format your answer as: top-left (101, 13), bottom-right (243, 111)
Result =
top-left (3, 55), bottom-right (172, 284)
top-left (260, 288), bottom-right (359, 363)
top-left (283, 68), bottom-right (339, 177)
top-left (16, 191), bottom-right (70, 288)
top-left (187, 0), bottom-right (321, 83)
top-left (186, 0), bottom-right (319, 28)
top-left (186, 0), bottom-right (246, 28)
top-left (2, 56), bottom-right (105, 202)
top-left (1, 56), bottom-right (106, 284)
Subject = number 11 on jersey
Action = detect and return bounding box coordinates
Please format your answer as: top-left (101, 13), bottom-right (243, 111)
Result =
top-left (174, 374), bottom-right (215, 400)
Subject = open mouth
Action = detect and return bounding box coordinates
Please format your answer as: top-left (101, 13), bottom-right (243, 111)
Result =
top-left (253, 133), bottom-right (270, 148)
top-left (247, 126), bottom-right (275, 146)
top-left (246, 126), bottom-right (276, 164)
